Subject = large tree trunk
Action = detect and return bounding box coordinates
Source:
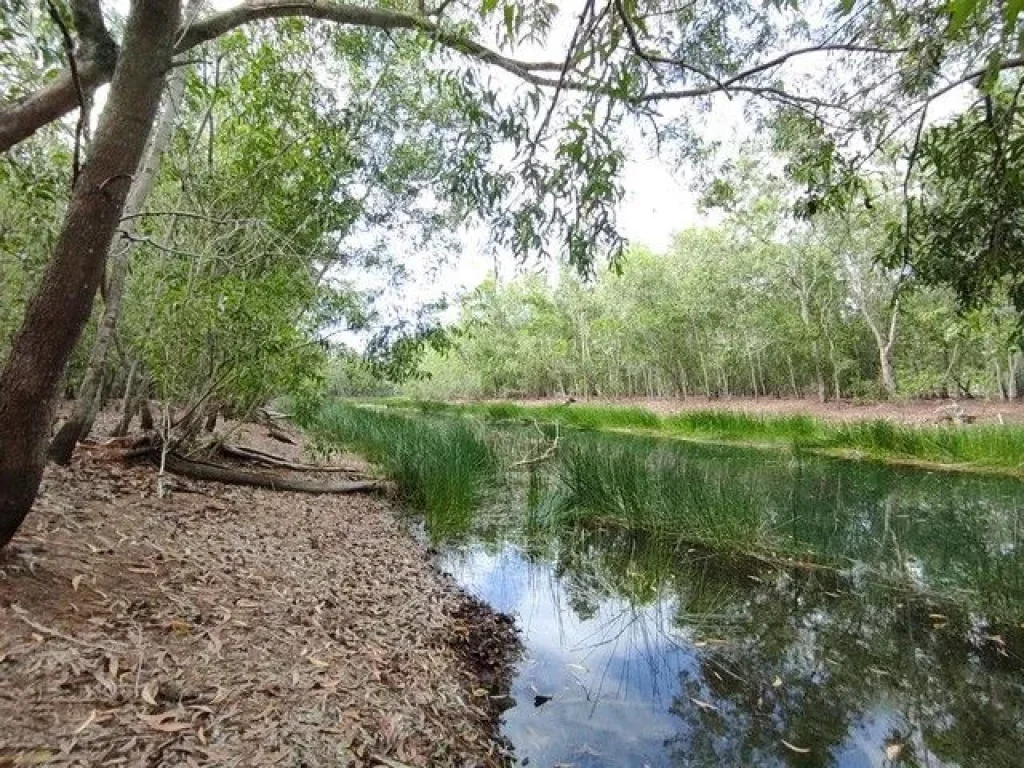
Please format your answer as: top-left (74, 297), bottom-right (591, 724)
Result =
top-left (48, 34), bottom-right (191, 465)
top-left (0, 0), bottom-right (180, 550)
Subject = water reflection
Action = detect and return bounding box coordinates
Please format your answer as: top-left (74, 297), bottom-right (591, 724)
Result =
top-left (433, 435), bottom-right (1024, 767)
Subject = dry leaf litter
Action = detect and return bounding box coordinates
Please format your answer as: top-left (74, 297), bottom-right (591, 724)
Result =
top-left (1, 419), bottom-right (519, 767)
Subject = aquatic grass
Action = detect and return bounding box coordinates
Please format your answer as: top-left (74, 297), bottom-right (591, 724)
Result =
top-left (555, 435), bottom-right (766, 550)
top-left (306, 402), bottom-right (496, 530)
top-left (825, 420), bottom-right (1024, 468)
top-left (302, 401), bottom-right (1024, 620)
top-left (662, 409), bottom-right (822, 442)
top-left (532, 404), bottom-right (661, 430)
top-left (364, 396), bottom-right (1024, 474)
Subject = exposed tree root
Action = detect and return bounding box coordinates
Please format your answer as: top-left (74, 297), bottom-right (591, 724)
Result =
top-left (163, 453), bottom-right (385, 494)
top-left (218, 442), bottom-right (363, 473)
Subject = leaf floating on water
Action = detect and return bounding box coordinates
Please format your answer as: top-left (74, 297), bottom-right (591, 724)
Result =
top-left (690, 697), bottom-right (719, 713)
top-left (885, 742), bottom-right (904, 760)
top-left (772, 676), bottom-right (783, 688)
top-left (781, 739), bottom-right (811, 754)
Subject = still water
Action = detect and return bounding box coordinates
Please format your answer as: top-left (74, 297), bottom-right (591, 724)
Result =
top-left (432, 436), bottom-right (1024, 767)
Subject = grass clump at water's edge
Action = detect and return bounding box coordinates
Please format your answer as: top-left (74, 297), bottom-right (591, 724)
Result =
top-left (361, 397), bottom-right (1024, 473)
top-left (547, 437), bottom-right (765, 551)
top-left (295, 400), bottom-right (496, 534)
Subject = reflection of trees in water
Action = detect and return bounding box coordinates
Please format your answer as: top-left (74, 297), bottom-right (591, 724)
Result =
top-left (443, 430), bottom-right (1024, 765)
top-left (549, 527), bottom-right (1024, 768)
top-left (547, 434), bottom-right (1024, 620)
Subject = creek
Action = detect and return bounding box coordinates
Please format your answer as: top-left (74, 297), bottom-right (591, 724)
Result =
top-left (425, 430), bottom-right (1024, 767)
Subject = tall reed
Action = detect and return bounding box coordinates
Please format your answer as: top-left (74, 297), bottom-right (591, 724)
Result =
top-left (555, 435), bottom-right (767, 549)
top-left (307, 402), bottom-right (496, 530)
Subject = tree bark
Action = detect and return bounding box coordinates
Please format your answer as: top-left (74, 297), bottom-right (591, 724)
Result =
top-left (48, 19), bottom-right (193, 465)
top-left (111, 360), bottom-right (140, 437)
top-left (878, 342), bottom-right (897, 399)
top-left (140, 399), bottom-right (156, 431)
top-left (0, 0), bottom-right (180, 549)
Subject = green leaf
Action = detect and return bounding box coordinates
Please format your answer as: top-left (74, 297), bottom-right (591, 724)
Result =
top-left (947, 0), bottom-right (982, 36)
top-left (481, 0), bottom-right (498, 13)
top-left (1005, 0), bottom-right (1024, 30)
top-left (503, 4), bottom-right (516, 38)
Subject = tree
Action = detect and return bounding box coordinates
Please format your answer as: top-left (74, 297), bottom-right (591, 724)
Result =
top-left (897, 84), bottom-right (1024, 320)
top-left (0, 0), bottom-right (1021, 548)
top-left (0, 0), bottom-right (180, 547)
top-left (45, 0), bottom-right (203, 465)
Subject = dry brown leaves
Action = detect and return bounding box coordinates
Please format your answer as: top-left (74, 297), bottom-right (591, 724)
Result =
top-left (0, 420), bottom-right (517, 767)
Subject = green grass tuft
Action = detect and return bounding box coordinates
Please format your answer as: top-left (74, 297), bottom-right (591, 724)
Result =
top-left (301, 401), bottom-right (495, 533)
top-left (555, 435), bottom-right (764, 548)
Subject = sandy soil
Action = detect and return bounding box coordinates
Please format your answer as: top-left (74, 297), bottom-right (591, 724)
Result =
top-left (0, 420), bottom-right (518, 767)
top-left (509, 396), bottom-right (1024, 425)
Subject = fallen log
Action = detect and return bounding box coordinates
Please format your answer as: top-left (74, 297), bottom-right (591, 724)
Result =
top-left (268, 426), bottom-right (298, 445)
top-left (164, 454), bottom-right (385, 494)
top-left (84, 431), bottom-right (160, 461)
top-left (218, 443), bottom-right (363, 474)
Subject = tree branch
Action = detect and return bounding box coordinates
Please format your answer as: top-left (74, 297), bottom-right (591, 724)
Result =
top-left (174, 1), bottom-right (567, 73)
top-left (613, 0), bottom-right (727, 93)
top-left (0, 0), bottom-right (1003, 158)
top-left (45, 0), bottom-right (87, 185)
top-left (0, 1), bottom-right (570, 154)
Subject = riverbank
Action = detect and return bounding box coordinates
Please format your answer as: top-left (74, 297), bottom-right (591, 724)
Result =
top-left (475, 395), bottom-right (1024, 424)
top-left (0, 422), bottom-right (519, 767)
top-left (369, 397), bottom-right (1024, 475)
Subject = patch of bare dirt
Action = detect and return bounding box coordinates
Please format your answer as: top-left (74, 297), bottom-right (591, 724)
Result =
top-left (0, 422), bottom-right (519, 767)
top-left (505, 396), bottom-right (1024, 425)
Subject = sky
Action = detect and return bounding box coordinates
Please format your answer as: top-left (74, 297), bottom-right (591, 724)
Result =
top-left (100, 0), bottom-right (723, 329)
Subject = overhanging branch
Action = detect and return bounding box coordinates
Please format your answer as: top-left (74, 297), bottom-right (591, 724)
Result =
top-left (1, 0), bottom-right (1018, 157)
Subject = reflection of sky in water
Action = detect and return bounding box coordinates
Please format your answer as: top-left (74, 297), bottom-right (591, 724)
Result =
top-left (442, 545), bottom-right (690, 766)
top-left (439, 545), bottom-right (956, 768)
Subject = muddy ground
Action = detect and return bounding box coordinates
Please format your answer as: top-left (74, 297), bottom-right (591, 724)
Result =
top-left (0, 420), bottom-right (519, 767)
top-left (508, 395), bottom-right (1024, 424)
